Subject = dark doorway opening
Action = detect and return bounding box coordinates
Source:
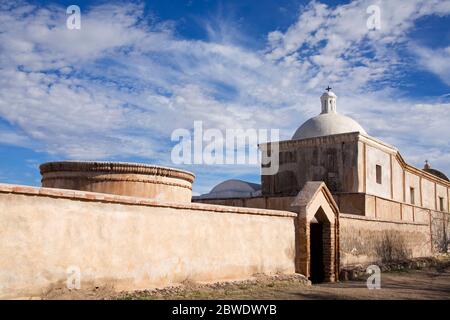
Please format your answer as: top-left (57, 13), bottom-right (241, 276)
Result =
top-left (310, 223), bottom-right (325, 283)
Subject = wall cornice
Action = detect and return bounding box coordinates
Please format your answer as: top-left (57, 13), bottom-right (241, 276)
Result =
top-left (356, 135), bottom-right (450, 187)
top-left (0, 183), bottom-right (297, 218)
top-left (40, 161), bottom-right (195, 183)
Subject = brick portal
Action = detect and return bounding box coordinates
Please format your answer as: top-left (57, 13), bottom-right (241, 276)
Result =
top-left (293, 182), bottom-right (339, 282)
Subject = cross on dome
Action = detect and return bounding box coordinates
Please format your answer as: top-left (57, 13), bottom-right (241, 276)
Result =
top-left (321, 87), bottom-right (337, 114)
top-left (291, 88), bottom-right (367, 140)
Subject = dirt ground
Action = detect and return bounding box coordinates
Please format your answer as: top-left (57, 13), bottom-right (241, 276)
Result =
top-left (43, 259), bottom-right (450, 300)
top-left (277, 266), bottom-right (450, 300)
top-left (118, 263), bottom-right (450, 300)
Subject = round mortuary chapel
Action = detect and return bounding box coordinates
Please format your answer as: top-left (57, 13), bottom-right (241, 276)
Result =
top-left (39, 161), bottom-right (195, 203)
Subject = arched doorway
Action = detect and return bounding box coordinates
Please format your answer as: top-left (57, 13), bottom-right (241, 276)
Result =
top-left (310, 221), bottom-right (324, 282)
top-left (292, 182), bottom-right (339, 283)
top-left (309, 207), bottom-right (331, 283)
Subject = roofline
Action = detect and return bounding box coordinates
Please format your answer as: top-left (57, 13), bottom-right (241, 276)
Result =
top-left (259, 132), bottom-right (450, 188)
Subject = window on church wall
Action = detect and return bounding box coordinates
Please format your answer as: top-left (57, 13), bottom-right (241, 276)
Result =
top-left (439, 197), bottom-right (444, 211)
top-left (376, 165), bottom-right (382, 184)
top-left (410, 187), bottom-right (415, 205)
top-left (279, 152), bottom-right (285, 165)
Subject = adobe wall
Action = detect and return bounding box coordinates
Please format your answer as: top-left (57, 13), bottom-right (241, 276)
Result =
top-left (261, 133), bottom-right (360, 196)
top-left (431, 210), bottom-right (450, 253)
top-left (359, 135), bottom-right (449, 214)
top-left (193, 195), bottom-right (296, 212)
top-left (260, 132), bottom-right (450, 217)
top-left (197, 193), bottom-right (448, 267)
top-left (40, 161), bottom-right (195, 203)
top-left (339, 214), bottom-right (432, 266)
top-left (0, 184), bottom-right (296, 299)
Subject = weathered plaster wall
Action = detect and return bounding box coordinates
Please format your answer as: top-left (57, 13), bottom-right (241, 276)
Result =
top-left (365, 144), bottom-right (391, 199)
top-left (372, 197), bottom-right (401, 220)
top-left (357, 135), bottom-right (449, 215)
top-left (334, 192), bottom-right (435, 224)
top-left (357, 141), bottom-right (365, 193)
top-left (262, 134), bottom-right (359, 196)
top-left (431, 211), bottom-right (449, 253)
top-left (339, 214), bottom-right (432, 266)
top-left (334, 193), bottom-right (366, 216)
top-left (391, 157), bottom-right (404, 202)
top-left (261, 133), bottom-right (449, 218)
top-left (193, 195), bottom-right (296, 212)
top-left (40, 162), bottom-right (195, 203)
top-left (194, 194), bottom-right (448, 268)
top-left (421, 178), bottom-right (435, 209)
top-left (436, 184), bottom-right (448, 212)
top-left (0, 184), bottom-right (296, 299)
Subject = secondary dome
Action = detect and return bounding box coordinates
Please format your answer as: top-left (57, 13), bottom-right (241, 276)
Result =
top-left (423, 161), bottom-right (449, 181)
top-left (292, 88), bottom-right (366, 140)
top-left (196, 179), bottom-right (261, 199)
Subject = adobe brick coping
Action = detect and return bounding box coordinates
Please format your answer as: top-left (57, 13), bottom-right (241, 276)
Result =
top-left (340, 213), bottom-right (428, 226)
top-left (0, 183), bottom-right (297, 218)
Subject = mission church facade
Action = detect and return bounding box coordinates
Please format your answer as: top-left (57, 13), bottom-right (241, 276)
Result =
top-left (196, 88), bottom-right (450, 282)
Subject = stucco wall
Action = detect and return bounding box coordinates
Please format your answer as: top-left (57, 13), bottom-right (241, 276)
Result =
top-left (0, 184), bottom-right (296, 299)
top-left (261, 133), bottom-right (449, 217)
top-left (40, 161), bottom-right (195, 203)
top-left (421, 178), bottom-right (435, 209)
top-left (339, 214), bottom-right (432, 266)
top-left (357, 135), bottom-right (449, 215)
top-left (193, 195), bottom-right (296, 212)
top-left (436, 184), bottom-right (448, 212)
top-left (391, 158), bottom-right (404, 202)
top-left (365, 144), bottom-right (391, 199)
top-left (431, 210), bottom-right (449, 253)
top-left (193, 194), bottom-right (447, 270)
top-left (262, 134), bottom-right (359, 195)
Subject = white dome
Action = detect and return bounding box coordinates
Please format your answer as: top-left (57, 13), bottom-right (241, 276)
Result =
top-left (292, 88), bottom-right (366, 140)
top-left (292, 113), bottom-right (366, 140)
top-left (196, 179), bottom-right (261, 199)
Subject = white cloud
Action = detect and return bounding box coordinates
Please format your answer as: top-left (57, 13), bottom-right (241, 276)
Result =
top-left (414, 46), bottom-right (450, 86)
top-left (0, 0), bottom-right (449, 193)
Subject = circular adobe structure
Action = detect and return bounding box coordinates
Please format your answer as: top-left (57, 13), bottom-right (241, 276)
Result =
top-left (39, 161), bottom-right (195, 203)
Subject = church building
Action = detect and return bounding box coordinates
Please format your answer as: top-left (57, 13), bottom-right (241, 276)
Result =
top-left (196, 88), bottom-right (450, 282)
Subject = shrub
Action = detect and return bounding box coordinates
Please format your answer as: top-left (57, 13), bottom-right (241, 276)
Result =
top-left (375, 231), bottom-right (411, 263)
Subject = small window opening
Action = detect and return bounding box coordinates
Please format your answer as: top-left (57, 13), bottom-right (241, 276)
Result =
top-left (376, 165), bottom-right (382, 184)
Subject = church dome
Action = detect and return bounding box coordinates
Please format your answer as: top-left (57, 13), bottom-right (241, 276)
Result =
top-left (423, 161), bottom-right (449, 181)
top-left (292, 113), bottom-right (367, 140)
top-left (196, 179), bottom-right (261, 199)
top-left (292, 88), bottom-right (366, 140)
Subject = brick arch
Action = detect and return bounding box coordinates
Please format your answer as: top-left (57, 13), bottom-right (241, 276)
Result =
top-left (292, 181), bottom-right (340, 282)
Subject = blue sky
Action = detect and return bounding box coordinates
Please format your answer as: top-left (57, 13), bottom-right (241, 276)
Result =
top-left (0, 0), bottom-right (449, 194)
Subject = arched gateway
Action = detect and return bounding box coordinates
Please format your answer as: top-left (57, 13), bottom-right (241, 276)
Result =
top-left (292, 181), bottom-right (340, 282)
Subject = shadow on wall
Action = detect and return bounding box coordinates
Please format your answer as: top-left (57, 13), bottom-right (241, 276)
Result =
top-left (375, 231), bottom-right (412, 263)
top-left (432, 216), bottom-right (449, 254)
